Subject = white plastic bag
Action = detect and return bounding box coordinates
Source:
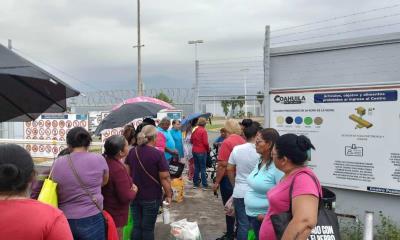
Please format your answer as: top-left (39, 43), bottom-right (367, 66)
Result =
top-left (170, 218), bottom-right (202, 240)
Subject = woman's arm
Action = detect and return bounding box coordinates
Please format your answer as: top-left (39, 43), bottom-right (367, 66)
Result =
top-left (159, 171), bottom-right (172, 204)
top-left (114, 168), bottom-right (137, 203)
top-left (102, 171), bottom-right (109, 186)
top-left (212, 161), bottom-right (228, 192)
top-left (226, 163), bottom-right (236, 187)
top-left (281, 195), bottom-right (319, 240)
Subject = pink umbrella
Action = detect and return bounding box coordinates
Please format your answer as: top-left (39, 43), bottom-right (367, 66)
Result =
top-left (112, 96), bottom-right (174, 110)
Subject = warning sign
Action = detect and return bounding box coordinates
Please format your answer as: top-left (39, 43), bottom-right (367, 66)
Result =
top-left (24, 114), bottom-right (88, 158)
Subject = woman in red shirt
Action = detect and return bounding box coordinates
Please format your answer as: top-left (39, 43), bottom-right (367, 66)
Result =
top-left (213, 119), bottom-right (246, 240)
top-left (0, 144), bottom-right (73, 240)
top-left (190, 117), bottom-right (210, 189)
top-left (102, 135), bottom-right (138, 239)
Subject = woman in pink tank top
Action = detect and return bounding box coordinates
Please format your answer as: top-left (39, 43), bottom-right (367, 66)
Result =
top-left (259, 134), bottom-right (321, 240)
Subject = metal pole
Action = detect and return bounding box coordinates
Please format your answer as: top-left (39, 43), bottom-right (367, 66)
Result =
top-left (263, 25), bottom-right (271, 127)
top-left (244, 72), bottom-right (247, 117)
top-left (195, 60), bottom-right (200, 112)
top-left (137, 0), bottom-right (143, 96)
top-left (363, 211), bottom-right (374, 240)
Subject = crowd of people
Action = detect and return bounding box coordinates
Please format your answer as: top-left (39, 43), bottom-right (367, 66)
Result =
top-left (0, 116), bottom-right (322, 240)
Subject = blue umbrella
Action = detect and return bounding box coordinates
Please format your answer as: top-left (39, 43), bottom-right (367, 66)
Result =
top-left (181, 112), bottom-right (211, 127)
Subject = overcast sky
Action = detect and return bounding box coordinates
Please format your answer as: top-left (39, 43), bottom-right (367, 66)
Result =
top-left (1, 0), bottom-right (400, 93)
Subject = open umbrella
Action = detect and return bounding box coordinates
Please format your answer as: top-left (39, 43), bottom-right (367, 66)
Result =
top-left (181, 112), bottom-right (211, 127)
top-left (0, 44), bottom-right (80, 122)
top-left (94, 97), bottom-right (174, 135)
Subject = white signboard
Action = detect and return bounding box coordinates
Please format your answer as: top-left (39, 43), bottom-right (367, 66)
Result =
top-left (88, 111), bottom-right (109, 133)
top-left (270, 85), bottom-right (400, 195)
top-left (24, 114), bottom-right (89, 158)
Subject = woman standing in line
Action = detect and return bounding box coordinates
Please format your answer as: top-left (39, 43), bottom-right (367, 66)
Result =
top-left (52, 127), bottom-right (109, 240)
top-left (190, 117), bottom-right (210, 189)
top-left (102, 135), bottom-right (138, 239)
top-left (226, 121), bottom-right (263, 240)
top-left (125, 125), bottom-right (172, 240)
top-left (170, 119), bottom-right (184, 159)
top-left (0, 144), bottom-right (73, 240)
top-left (244, 128), bottom-right (283, 239)
top-left (212, 119), bottom-right (246, 240)
top-left (259, 134), bottom-right (320, 240)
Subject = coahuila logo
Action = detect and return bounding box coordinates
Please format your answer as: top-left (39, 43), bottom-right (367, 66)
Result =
top-left (274, 95), bottom-right (306, 104)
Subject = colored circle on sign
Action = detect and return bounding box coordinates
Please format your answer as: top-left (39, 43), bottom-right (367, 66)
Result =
top-left (285, 117), bottom-right (294, 124)
top-left (276, 116), bottom-right (284, 124)
top-left (304, 117), bottom-right (313, 125)
top-left (314, 117), bottom-right (323, 125)
top-left (295, 116), bottom-right (303, 124)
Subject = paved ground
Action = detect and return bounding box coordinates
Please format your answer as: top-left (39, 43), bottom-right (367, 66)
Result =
top-left (155, 177), bottom-right (227, 240)
top-left (155, 130), bottom-right (227, 240)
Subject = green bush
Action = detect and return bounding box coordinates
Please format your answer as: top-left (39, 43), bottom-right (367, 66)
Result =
top-left (375, 211), bottom-right (400, 239)
top-left (339, 218), bottom-right (363, 240)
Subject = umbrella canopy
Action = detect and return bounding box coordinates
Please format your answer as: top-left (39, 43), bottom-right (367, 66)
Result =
top-left (181, 112), bottom-right (211, 127)
top-left (95, 101), bottom-right (173, 135)
top-left (112, 96), bottom-right (173, 110)
top-left (0, 44), bottom-right (80, 122)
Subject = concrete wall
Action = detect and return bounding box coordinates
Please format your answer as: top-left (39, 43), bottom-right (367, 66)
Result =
top-left (269, 32), bottom-right (400, 223)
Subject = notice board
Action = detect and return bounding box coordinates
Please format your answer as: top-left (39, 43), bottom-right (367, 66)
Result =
top-left (270, 85), bottom-right (400, 195)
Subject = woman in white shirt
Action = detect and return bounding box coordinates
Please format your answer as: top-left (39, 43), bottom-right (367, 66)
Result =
top-left (227, 121), bottom-right (262, 240)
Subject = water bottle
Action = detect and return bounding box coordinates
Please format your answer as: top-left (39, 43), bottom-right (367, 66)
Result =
top-left (163, 201), bottom-right (170, 224)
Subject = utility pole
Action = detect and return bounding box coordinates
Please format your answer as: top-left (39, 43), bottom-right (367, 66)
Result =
top-left (188, 40), bottom-right (204, 113)
top-left (133, 0), bottom-right (144, 96)
top-left (264, 25), bottom-right (271, 127)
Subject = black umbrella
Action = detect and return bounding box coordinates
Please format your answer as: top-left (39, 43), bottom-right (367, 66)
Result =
top-left (0, 44), bottom-right (80, 122)
top-left (94, 102), bottom-right (169, 135)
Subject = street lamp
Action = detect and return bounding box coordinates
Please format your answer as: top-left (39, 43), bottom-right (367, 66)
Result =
top-left (188, 40), bottom-right (204, 113)
top-left (133, 0), bottom-right (145, 96)
top-left (240, 68), bottom-right (249, 117)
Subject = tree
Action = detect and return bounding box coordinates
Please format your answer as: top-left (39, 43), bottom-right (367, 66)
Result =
top-left (230, 97), bottom-right (239, 116)
top-left (221, 100), bottom-right (231, 118)
top-left (237, 96), bottom-right (245, 110)
top-left (154, 91), bottom-right (173, 104)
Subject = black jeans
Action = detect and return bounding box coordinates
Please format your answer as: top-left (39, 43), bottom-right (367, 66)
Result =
top-left (220, 176), bottom-right (235, 236)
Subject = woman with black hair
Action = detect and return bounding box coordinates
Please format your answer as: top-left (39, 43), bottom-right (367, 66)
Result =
top-left (244, 128), bottom-right (283, 240)
top-left (226, 122), bottom-right (263, 240)
top-left (259, 134), bottom-right (321, 240)
top-left (0, 144), bottom-right (73, 239)
top-left (52, 127), bottom-right (109, 240)
top-left (102, 135), bottom-right (138, 239)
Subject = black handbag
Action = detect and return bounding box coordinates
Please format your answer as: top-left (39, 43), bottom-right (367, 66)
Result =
top-left (270, 172), bottom-right (341, 240)
top-left (169, 157), bottom-right (184, 178)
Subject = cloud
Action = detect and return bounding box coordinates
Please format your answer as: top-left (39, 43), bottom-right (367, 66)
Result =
top-left (1, 0), bottom-right (399, 93)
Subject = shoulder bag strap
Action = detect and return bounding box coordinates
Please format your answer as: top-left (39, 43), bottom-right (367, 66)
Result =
top-left (288, 170), bottom-right (323, 213)
top-left (135, 147), bottom-right (161, 186)
top-left (67, 154), bottom-right (102, 211)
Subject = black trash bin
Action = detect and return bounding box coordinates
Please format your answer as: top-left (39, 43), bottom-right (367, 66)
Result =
top-left (322, 187), bottom-right (336, 211)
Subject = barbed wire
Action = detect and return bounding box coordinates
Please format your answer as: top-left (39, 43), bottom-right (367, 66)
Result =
top-left (272, 3), bottom-right (400, 32)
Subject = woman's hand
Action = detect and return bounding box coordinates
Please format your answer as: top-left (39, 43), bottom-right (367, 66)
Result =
top-left (131, 184), bottom-right (138, 193)
top-left (212, 182), bottom-right (220, 192)
top-left (257, 214), bottom-right (265, 222)
top-left (165, 196), bottom-right (172, 205)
